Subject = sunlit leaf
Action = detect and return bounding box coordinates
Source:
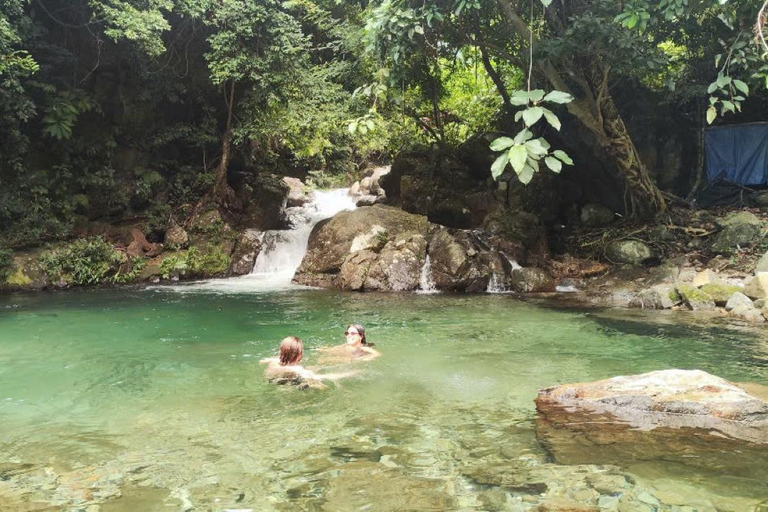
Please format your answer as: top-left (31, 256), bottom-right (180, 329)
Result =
top-left (491, 153), bottom-right (510, 180)
top-left (733, 79), bottom-right (749, 95)
top-left (706, 106), bottom-right (717, 124)
top-left (542, 108), bottom-right (561, 131)
top-left (490, 137), bottom-right (515, 151)
top-left (522, 107), bottom-right (543, 127)
top-left (508, 145), bottom-right (528, 174)
top-left (545, 156), bottom-right (562, 173)
top-left (518, 165), bottom-right (534, 185)
top-left (553, 150), bottom-right (574, 165)
top-left (543, 90), bottom-right (573, 104)
top-left (513, 129), bottom-right (533, 144)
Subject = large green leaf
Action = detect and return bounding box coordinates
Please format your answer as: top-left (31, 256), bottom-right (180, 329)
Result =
top-left (543, 90), bottom-right (573, 104)
top-left (706, 106), bottom-right (717, 124)
top-left (528, 89), bottom-right (545, 102)
top-left (510, 90), bottom-right (530, 106)
top-left (542, 108), bottom-right (561, 131)
top-left (491, 153), bottom-right (510, 179)
top-left (733, 79), bottom-right (749, 95)
top-left (716, 73), bottom-right (731, 88)
top-left (490, 137), bottom-right (515, 151)
top-left (522, 107), bottom-right (544, 127)
top-left (553, 150), bottom-right (574, 165)
top-left (545, 156), bottom-right (562, 173)
top-left (518, 165), bottom-right (535, 185)
top-left (525, 139), bottom-right (547, 157)
top-left (513, 129), bottom-right (533, 144)
top-left (508, 145), bottom-right (528, 174)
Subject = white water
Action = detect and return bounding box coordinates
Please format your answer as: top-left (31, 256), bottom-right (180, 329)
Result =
top-left (250, 189), bottom-right (357, 285)
top-left (157, 189), bottom-right (356, 293)
top-left (417, 255), bottom-right (438, 294)
top-left (486, 272), bottom-right (507, 294)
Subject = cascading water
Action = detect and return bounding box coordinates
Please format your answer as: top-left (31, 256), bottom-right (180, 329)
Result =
top-left (417, 255), bottom-right (438, 294)
top-left (486, 252), bottom-right (522, 294)
top-left (250, 189), bottom-right (357, 285)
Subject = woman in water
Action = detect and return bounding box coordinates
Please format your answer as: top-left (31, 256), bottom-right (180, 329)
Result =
top-left (318, 324), bottom-right (381, 363)
top-left (260, 336), bottom-right (358, 388)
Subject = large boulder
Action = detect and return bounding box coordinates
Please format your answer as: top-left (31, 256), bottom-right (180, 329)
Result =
top-left (725, 292), bottom-right (765, 322)
top-left (604, 240), bottom-right (655, 265)
top-left (364, 234), bottom-right (427, 291)
top-left (535, 370), bottom-right (768, 477)
top-left (510, 267), bottom-right (555, 293)
top-left (676, 283), bottom-right (717, 311)
top-left (629, 284), bottom-right (681, 309)
top-left (427, 228), bottom-right (490, 292)
top-left (339, 250), bottom-right (378, 291)
top-left (283, 177), bottom-right (314, 208)
top-left (228, 229), bottom-right (263, 276)
top-left (710, 211), bottom-right (764, 254)
top-left (482, 208), bottom-right (548, 266)
top-left (294, 205), bottom-right (429, 286)
top-left (580, 203), bottom-right (615, 227)
top-left (744, 272), bottom-right (768, 299)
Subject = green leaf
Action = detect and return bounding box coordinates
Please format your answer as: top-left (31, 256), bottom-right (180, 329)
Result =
top-left (525, 139), bottom-right (547, 157)
top-left (508, 145), bottom-right (528, 174)
top-left (733, 79), bottom-right (749, 95)
top-left (491, 153), bottom-right (510, 180)
top-left (510, 90), bottom-right (530, 106)
top-left (625, 14), bottom-right (638, 29)
top-left (542, 108), bottom-right (561, 131)
top-left (553, 150), bottom-right (574, 165)
top-left (543, 90), bottom-right (573, 104)
top-left (522, 107), bottom-right (544, 127)
top-left (348, 122), bottom-right (357, 134)
top-left (540, 0), bottom-right (552, 6)
top-left (518, 165), bottom-right (535, 185)
top-left (513, 129), bottom-right (533, 144)
top-left (706, 106), bottom-right (717, 124)
top-left (365, 119), bottom-right (375, 130)
top-left (528, 89), bottom-right (545, 102)
top-left (716, 73), bottom-right (731, 88)
top-left (535, 138), bottom-right (551, 151)
top-left (514, 111), bottom-right (524, 122)
top-left (490, 137), bottom-right (515, 151)
top-left (721, 100), bottom-right (735, 113)
top-left (707, 82), bottom-right (718, 94)
top-left (545, 156), bottom-right (562, 173)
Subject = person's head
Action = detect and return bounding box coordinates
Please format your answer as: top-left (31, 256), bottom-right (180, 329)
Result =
top-left (279, 336), bottom-right (303, 366)
top-left (344, 324), bottom-right (367, 346)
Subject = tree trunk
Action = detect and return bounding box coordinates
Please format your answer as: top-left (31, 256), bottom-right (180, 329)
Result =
top-left (213, 80), bottom-right (240, 211)
top-left (495, 0), bottom-right (666, 220)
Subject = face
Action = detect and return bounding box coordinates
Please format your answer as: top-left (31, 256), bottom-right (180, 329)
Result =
top-left (344, 327), bottom-right (362, 345)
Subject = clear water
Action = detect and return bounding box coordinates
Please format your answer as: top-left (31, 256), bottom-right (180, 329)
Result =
top-left (1, 286), bottom-right (767, 510)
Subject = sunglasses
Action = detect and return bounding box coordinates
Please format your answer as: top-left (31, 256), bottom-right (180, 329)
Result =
top-left (344, 331), bottom-right (360, 336)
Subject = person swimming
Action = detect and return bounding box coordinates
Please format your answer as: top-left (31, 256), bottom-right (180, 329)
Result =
top-left (318, 324), bottom-right (381, 363)
top-left (260, 336), bottom-right (358, 388)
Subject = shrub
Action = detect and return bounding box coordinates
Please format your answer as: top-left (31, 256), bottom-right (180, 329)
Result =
top-left (159, 246), bottom-right (230, 280)
top-left (0, 249), bottom-right (13, 282)
top-left (40, 237), bottom-right (142, 286)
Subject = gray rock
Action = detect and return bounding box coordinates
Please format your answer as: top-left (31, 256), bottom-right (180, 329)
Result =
top-left (364, 234), bottom-right (427, 291)
top-left (428, 229), bottom-right (490, 292)
top-left (605, 240), bottom-right (656, 265)
top-left (676, 284), bottom-right (717, 311)
top-left (710, 211), bottom-right (764, 254)
top-left (725, 292), bottom-right (764, 322)
top-left (283, 177), bottom-right (314, 207)
top-left (510, 267), bottom-right (555, 293)
top-left (580, 203), bottom-right (615, 227)
top-left (629, 284), bottom-right (681, 309)
top-left (339, 250), bottom-right (377, 291)
top-left (744, 273), bottom-right (768, 299)
top-left (756, 251), bottom-right (768, 274)
top-left (164, 223), bottom-right (189, 249)
top-left (228, 229), bottom-right (263, 275)
top-left (355, 194), bottom-right (384, 207)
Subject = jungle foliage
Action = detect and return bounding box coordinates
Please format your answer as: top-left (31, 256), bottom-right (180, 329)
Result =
top-left (1, 0), bottom-right (768, 248)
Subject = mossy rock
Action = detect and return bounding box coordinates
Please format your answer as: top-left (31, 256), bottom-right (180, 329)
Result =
top-left (700, 283), bottom-right (743, 306)
top-left (676, 283), bottom-right (716, 311)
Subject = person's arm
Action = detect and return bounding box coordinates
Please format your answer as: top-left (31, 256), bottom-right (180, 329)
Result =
top-left (359, 346), bottom-right (381, 361)
top-left (296, 366), bottom-right (361, 381)
top-left (259, 357), bottom-right (279, 364)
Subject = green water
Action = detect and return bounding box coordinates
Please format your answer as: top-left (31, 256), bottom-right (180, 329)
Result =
top-left (1, 284), bottom-right (767, 511)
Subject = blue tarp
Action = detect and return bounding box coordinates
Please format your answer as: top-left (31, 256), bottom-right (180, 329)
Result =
top-left (705, 123), bottom-right (768, 185)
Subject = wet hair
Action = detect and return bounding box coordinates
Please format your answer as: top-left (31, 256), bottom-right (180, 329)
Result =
top-left (347, 324), bottom-right (371, 346)
top-left (279, 336), bottom-right (303, 366)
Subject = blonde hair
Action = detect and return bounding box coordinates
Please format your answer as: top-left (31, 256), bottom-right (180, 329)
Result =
top-left (279, 336), bottom-right (303, 366)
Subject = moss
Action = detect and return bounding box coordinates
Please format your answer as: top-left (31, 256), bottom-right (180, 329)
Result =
top-left (197, 245), bottom-right (231, 276)
top-left (159, 245), bottom-right (230, 280)
top-left (677, 284), bottom-right (713, 303)
top-left (700, 283), bottom-right (742, 305)
top-left (6, 268), bottom-right (32, 286)
top-left (668, 288), bottom-right (682, 303)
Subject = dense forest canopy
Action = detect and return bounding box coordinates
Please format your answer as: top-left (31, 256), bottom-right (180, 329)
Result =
top-left (1, 0), bottom-right (768, 248)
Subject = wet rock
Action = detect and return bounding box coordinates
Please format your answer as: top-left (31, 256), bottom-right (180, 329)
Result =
top-left (339, 250), bottom-right (377, 291)
top-left (511, 268), bottom-right (556, 293)
top-left (294, 205), bottom-right (429, 287)
top-left (536, 369), bottom-right (768, 445)
top-left (483, 208), bottom-right (549, 266)
top-left (355, 194), bottom-right (385, 207)
top-left (228, 229), bottom-right (263, 276)
top-left (580, 203), bottom-right (615, 227)
top-left (744, 272), bottom-right (768, 300)
top-left (122, 227), bottom-right (163, 258)
top-left (710, 211), bottom-right (764, 254)
top-left (283, 177), bottom-right (314, 207)
top-left (605, 240), bottom-right (655, 266)
top-left (364, 234), bottom-right (427, 291)
top-left (428, 229), bottom-right (490, 292)
top-left (629, 284), bottom-right (681, 309)
top-left (676, 284), bottom-right (716, 311)
top-left (164, 223), bottom-right (189, 249)
top-left (725, 292), bottom-right (765, 322)
top-left (699, 283), bottom-right (742, 306)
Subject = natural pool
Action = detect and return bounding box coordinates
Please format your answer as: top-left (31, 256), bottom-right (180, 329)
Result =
top-left (1, 281), bottom-right (767, 511)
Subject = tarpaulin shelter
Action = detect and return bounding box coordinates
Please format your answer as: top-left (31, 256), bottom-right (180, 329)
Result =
top-left (705, 123), bottom-right (768, 185)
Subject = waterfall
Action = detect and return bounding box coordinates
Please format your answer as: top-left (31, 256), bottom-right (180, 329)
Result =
top-left (251, 189), bottom-right (357, 285)
top-left (417, 255), bottom-right (438, 294)
top-left (486, 272), bottom-right (506, 294)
